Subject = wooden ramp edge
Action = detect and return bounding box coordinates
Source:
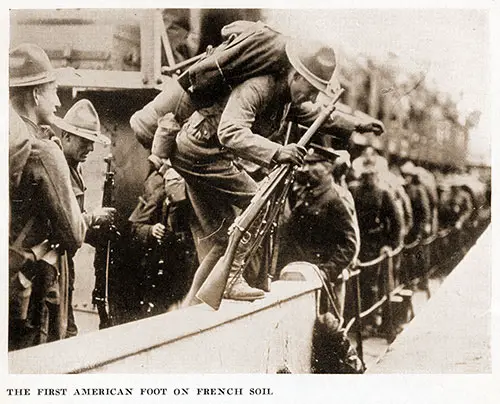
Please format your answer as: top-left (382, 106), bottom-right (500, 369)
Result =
top-left (9, 264), bottom-right (322, 374)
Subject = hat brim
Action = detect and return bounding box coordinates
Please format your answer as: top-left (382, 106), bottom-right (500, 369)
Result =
top-left (53, 117), bottom-right (110, 145)
top-left (9, 72), bottom-right (56, 87)
top-left (306, 143), bottom-right (341, 162)
top-left (286, 43), bottom-right (336, 97)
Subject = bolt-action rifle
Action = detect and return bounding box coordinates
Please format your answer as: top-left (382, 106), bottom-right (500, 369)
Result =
top-left (92, 154), bottom-right (118, 329)
top-left (196, 88), bottom-right (345, 310)
top-left (140, 197), bottom-right (171, 315)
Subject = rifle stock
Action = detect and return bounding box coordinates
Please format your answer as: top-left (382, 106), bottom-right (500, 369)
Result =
top-left (195, 89), bottom-right (344, 310)
top-left (196, 167), bottom-right (290, 309)
top-left (196, 228), bottom-right (243, 309)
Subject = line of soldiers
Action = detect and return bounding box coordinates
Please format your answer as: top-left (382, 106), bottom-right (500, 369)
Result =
top-left (9, 44), bottom-right (115, 350)
top-left (135, 38), bottom-right (385, 309)
top-left (347, 146), bottom-right (482, 333)
top-left (9, 35), bottom-right (484, 352)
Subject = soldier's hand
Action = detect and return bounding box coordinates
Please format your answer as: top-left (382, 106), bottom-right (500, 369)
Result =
top-left (151, 223), bottom-right (166, 240)
top-left (274, 144), bottom-right (307, 166)
top-left (92, 207), bottom-right (116, 227)
top-left (357, 120), bottom-right (385, 136)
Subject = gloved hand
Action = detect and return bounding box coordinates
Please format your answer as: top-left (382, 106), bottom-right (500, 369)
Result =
top-left (91, 207), bottom-right (116, 227)
top-left (356, 120), bottom-right (385, 136)
top-left (273, 144), bottom-right (307, 166)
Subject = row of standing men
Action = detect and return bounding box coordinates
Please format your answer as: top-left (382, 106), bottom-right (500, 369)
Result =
top-left (8, 38), bottom-right (478, 352)
top-left (8, 38), bottom-right (381, 350)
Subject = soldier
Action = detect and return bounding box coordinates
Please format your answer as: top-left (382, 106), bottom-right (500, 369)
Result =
top-left (9, 43), bottom-right (87, 350)
top-left (437, 178), bottom-right (454, 230)
top-left (332, 150), bottom-right (352, 188)
top-left (350, 160), bottom-right (404, 331)
top-left (355, 148), bottom-right (413, 238)
top-left (447, 183), bottom-right (475, 231)
top-left (387, 165), bottom-right (414, 239)
top-left (52, 99), bottom-right (116, 337)
top-left (400, 162), bottom-right (432, 242)
top-left (415, 166), bottom-right (439, 235)
top-left (400, 161), bottom-right (433, 287)
top-left (172, 38), bottom-right (384, 306)
top-left (128, 129), bottom-right (197, 316)
top-left (279, 145), bottom-right (360, 316)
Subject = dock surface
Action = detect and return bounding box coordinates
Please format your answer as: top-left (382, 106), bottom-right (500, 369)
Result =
top-left (368, 226), bottom-right (491, 373)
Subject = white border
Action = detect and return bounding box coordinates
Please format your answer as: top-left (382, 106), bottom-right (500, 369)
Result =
top-left (2, 2), bottom-right (498, 403)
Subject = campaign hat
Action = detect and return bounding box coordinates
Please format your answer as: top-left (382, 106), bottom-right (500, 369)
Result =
top-left (9, 43), bottom-right (56, 87)
top-left (52, 99), bottom-right (110, 145)
top-left (285, 39), bottom-right (337, 96)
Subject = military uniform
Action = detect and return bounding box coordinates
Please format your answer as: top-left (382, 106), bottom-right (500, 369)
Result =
top-left (282, 180), bottom-right (359, 280)
top-left (173, 75), bottom-right (363, 250)
top-left (172, 75), bottom-right (364, 303)
top-left (170, 37), bottom-right (385, 305)
top-left (404, 181), bottom-right (431, 242)
top-left (129, 162), bottom-right (197, 314)
top-left (52, 98), bottom-right (115, 335)
top-left (350, 177), bottom-right (404, 316)
top-left (9, 43), bottom-right (88, 350)
top-left (382, 172), bottom-right (413, 238)
top-left (448, 187), bottom-right (474, 229)
top-left (9, 117), bottom-right (86, 350)
top-left (351, 180), bottom-right (404, 257)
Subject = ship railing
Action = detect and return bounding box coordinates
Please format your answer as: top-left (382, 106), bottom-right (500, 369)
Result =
top-left (341, 210), bottom-right (491, 363)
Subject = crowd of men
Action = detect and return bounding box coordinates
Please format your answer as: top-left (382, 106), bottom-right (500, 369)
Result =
top-left (9, 36), bottom-right (485, 352)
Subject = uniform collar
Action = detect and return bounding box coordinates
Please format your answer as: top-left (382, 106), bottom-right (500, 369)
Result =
top-left (275, 74), bottom-right (292, 104)
top-left (300, 178), bottom-right (334, 200)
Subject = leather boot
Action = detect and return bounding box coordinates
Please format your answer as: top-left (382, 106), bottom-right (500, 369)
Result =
top-left (224, 273), bottom-right (265, 301)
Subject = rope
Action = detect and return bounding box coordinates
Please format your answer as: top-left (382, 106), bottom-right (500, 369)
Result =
top-left (357, 253), bottom-right (387, 268)
top-left (309, 264), bottom-right (344, 329)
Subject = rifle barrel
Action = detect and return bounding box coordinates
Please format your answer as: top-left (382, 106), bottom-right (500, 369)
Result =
top-left (195, 87), bottom-right (345, 310)
top-left (297, 88), bottom-right (345, 147)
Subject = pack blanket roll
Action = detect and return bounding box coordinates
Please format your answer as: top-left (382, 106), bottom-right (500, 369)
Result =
top-left (130, 21), bottom-right (290, 149)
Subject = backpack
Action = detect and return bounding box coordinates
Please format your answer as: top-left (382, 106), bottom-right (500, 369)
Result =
top-left (131, 20), bottom-right (290, 148)
top-left (177, 20), bottom-right (289, 107)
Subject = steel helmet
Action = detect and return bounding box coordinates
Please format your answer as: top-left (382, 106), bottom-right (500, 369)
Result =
top-left (9, 43), bottom-right (56, 87)
top-left (53, 99), bottom-right (110, 145)
top-left (285, 38), bottom-right (337, 96)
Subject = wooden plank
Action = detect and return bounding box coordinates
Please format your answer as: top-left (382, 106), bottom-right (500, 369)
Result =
top-left (9, 279), bottom-right (320, 374)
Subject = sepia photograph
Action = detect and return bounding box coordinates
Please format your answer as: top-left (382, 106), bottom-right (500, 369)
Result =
top-left (3, 2), bottom-right (497, 403)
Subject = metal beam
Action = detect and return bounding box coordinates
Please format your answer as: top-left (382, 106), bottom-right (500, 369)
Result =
top-left (55, 68), bottom-right (164, 90)
top-left (140, 9), bottom-right (162, 87)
